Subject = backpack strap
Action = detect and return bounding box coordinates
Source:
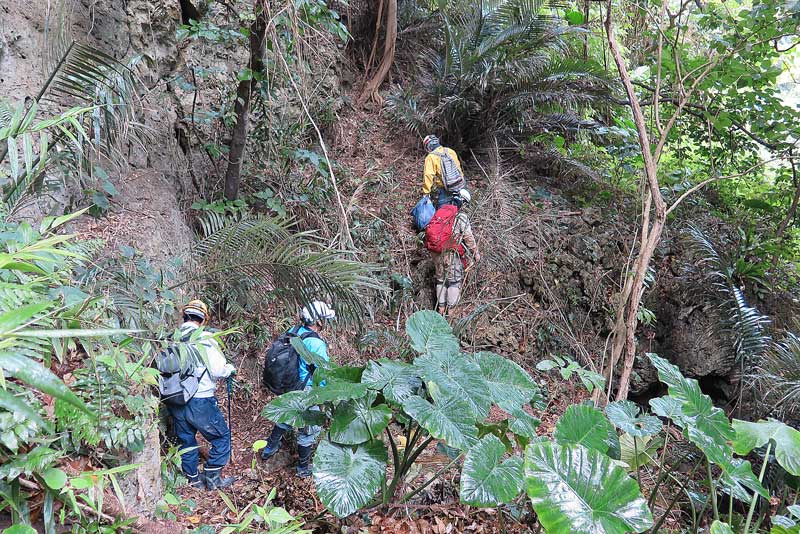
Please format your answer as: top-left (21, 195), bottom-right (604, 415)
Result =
top-left (299, 330), bottom-right (321, 341)
top-left (177, 326), bottom-right (207, 380)
top-left (296, 329), bottom-right (323, 388)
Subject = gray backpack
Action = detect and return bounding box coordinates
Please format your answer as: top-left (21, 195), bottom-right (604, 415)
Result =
top-left (436, 149), bottom-right (465, 192)
top-left (156, 330), bottom-right (207, 406)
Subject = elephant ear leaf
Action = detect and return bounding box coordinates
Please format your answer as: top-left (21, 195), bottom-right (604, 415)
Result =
top-left (524, 441), bottom-right (653, 534)
top-left (460, 434), bottom-right (523, 507)
top-left (313, 439), bottom-right (387, 518)
top-left (606, 400), bottom-right (662, 437)
top-left (262, 390), bottom-right (326, 428)
top-left (361, 359), bottom-right (421, 405)
top-left (472, 351), bottom-right (542, 408)
top-left (733, 418), bottom-right (800, 476)
top-left (554, 404), bottom-right (614, 454)
top-left (405, 310), bottom-right (459, 356)
top-left (402, 394), bottom-right (478, 451)
top-left (329, 392), bottom-right (392, 446)
top-left (710, 521), bottom-right (735, 534)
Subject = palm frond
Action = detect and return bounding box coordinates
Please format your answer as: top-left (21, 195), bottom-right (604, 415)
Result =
top-left (756, 333), bottom-right (800, 418)
top-left (385, 87), bottom-right (430, 138)
top-left (187, 213), bottom-right (386, 326)
top-left (387, 0), bottom-right (611, 152)
top-left (469, 143), bottom-right (535, 266)
top-left (727, 286), bottom-right (771, 361)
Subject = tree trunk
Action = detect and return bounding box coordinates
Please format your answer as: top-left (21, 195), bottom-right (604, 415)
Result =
top-left (358, 0), bottom-right (397, 106)
top-left (604, 0), bottom-right (667, 401)
top-left (223, 0), bottom-right (268, 201)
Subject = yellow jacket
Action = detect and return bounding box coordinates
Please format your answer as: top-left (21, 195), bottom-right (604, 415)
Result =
top-left (422, 147), bottom-right (462, 195)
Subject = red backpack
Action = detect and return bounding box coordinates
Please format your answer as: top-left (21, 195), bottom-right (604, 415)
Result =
top-left (424, 205), bottom-right (466, 258)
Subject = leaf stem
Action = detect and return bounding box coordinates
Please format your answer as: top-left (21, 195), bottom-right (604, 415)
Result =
top-left (398, 453), bottom-right (463, 504)
top-left (707, 460), bottom-right (719, 522)
top-left (743, 441), bottom-right (772, 534)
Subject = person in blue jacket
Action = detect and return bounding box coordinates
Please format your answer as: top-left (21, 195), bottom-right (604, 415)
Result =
top-left (261, 301), bottom-right (334, 477)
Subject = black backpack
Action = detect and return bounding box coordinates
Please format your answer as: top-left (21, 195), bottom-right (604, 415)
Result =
top-left (262, 327), bottom-right (321, 395)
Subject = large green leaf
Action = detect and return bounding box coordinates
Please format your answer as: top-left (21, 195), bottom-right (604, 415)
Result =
top-left (524, 442), bottom-right (653, 534)
top-left (472, 351), bottom-right (541, 408)
top-left (361, 359), bottom-right (421, 405)
top-left (733, 418), bottom-right (800, 476)
top-left (648, 396), bottom-right (684, 424)
top-left (554, 405), bottom-right (614, 454)
top-left (315, 365), bottom-right (363, 384)
top-left (619, 434), bottom-right (662, 471)
top-left (329, 392), bottom-right (392, 445)
top-left (605, 401), bottom-right (662, 438)
top-left (414, 351), bottom-right (492, 419)
top-left (402, 394), bottom-right (478, 451)
top-left (262, 390), bottom-right (326, 428)
top-left (710, 521), bottom-right (735, 534)
top-left (3, 525), bottom-right (37, 534)
top-left (721, 457), bottom-right (769, 501)
top-left (506, 405), bottom-right (541, 439)
top-left (772, 506), bottom-right (800, 534)
top-left (0, 353), bottom-right (90, 415)
top-left (406, 310), bottom-right (459, 356)
top-left (290, 336), bottom-right (332, 370)
top-left (460, 434), bottom-right (523, 507)
top-left (648, 354), bottom-right (734, 465)
top-left (313, 439), bottom-right (387, 518)
top-left (304, 381), bottom-right (370, 405)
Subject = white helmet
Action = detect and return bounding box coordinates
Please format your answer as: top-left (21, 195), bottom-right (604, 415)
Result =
top-left (458, 188), bottom-right (471, 204)
top-left (301, 301), bottom-right (336, 325)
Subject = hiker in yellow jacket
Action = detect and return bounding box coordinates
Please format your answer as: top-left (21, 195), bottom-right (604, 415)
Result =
top-left (422, 135), bottom-right (466, 208)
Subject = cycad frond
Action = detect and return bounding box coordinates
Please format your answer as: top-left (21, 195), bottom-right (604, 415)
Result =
top-left (685, 226), bottom-right (771, 376)
top-left (188, 213), bottom-right (385, 326)
top-left (387, 0), bottom-right (610, 158)
top-left (727, 287), bottom-right (771, 361)
top-left (757, 333), bottom-right (800, 417)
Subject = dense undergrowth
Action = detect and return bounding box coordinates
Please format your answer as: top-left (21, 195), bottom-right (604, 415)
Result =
top-left (1, 0), bottom-right (800, 532)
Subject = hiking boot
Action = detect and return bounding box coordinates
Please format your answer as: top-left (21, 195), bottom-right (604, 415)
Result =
top-left (185, 472), bottom-right (205, 489)
top-left (296, 445), bottom-right (313, 478)
top-left (203, 469), bottom-right (235, 490)
top-left (261, 426), bottom-right (288, 461)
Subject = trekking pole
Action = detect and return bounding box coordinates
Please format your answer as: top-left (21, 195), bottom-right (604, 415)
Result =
top-left (226, 375), bottom-right (234, 461)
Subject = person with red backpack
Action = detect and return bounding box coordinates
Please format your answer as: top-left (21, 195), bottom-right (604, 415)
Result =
top-left (424, 189), bottom-right (481, 315)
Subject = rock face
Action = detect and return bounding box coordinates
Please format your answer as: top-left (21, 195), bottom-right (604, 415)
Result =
top-left (0, 0), bottom-right (197, 519)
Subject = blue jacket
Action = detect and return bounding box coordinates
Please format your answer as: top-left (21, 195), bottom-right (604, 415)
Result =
top-left (295, 325), bottom-right (329, 388)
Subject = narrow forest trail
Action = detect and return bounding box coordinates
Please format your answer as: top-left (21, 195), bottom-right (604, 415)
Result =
top-left (160, 104), bottom-right (595, 531)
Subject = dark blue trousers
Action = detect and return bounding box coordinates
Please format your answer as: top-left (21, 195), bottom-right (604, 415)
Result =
top-left (168, 397), bottom-right (230, 476)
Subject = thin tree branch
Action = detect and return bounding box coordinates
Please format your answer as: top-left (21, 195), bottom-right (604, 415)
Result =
top-left (666, 154), bottom-right (800, 216)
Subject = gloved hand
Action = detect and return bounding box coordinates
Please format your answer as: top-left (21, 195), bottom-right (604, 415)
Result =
top-left (474, 251), bottom-right (482, 263)
top-left (224, 363), bottom-right (236, 377)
